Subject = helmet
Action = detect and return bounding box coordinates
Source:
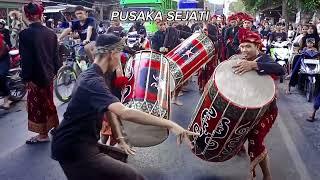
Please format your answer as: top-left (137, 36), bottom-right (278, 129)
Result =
top-left (306, 38), bottom-right (315, 44)
top-left (0, 19), bottom-right (6, 25)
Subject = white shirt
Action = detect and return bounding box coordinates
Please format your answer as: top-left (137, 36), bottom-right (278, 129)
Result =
top-left (293, 34), bottom-right (304, 45)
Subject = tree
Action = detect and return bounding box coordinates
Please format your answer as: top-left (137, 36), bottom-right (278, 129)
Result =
top-left (229, 0), bottom-right (246, 13)
top-left (240, 0), bottom-right (320, 24)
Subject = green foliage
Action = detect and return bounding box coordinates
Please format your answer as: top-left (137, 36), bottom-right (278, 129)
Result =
top-left (241, 0), bottom-right (320, 12)
top-left (300, 0), bottom-right (320, 11)
top-left (229, 0), bottom-right (246, 13)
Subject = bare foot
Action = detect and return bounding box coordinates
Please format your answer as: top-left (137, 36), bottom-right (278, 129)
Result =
top-left (285, 89), bottom-right (291, 95)
top-left (172, 100), bottom-right (183, 106)
top-left (2, 100), bottom-right (12, 109)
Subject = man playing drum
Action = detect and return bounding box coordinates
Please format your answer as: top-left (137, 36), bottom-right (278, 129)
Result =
top-left (232, 31), bottom-right (285, 180)
top-left (51, 34), bottom-right (198, 180)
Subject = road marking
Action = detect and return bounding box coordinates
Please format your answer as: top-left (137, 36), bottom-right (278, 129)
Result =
top-left (277, 115), bottom-right (312, 180)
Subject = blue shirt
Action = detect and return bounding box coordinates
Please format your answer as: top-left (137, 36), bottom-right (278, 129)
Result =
top-left (71, 17), bottom-right (97, 41)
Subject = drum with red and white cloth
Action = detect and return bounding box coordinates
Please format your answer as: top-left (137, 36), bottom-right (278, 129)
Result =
top-left (188, 58), bottom-right (275, 162)
top-left (165, 33), bottom-right (214, 90)
top-left (121, 50), bottom-right (171, 147)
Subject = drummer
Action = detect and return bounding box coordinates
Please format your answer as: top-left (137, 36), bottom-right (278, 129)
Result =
top-left (51, 34), bottom-right (198, 180)
top-left (231, 13), bottom-right (256, 55)
top-left (224, 14), bottom-right (239, 59)
top-left (232, 31), bottom-right (285, 180)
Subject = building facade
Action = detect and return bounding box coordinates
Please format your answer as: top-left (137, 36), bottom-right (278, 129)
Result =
top-left (0, 0), bottom-right (26, 23)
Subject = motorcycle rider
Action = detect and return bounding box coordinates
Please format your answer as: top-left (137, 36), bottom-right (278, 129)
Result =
top-left (301, 25), bottom-right (320, 50)
top-left (58, 6), bottom-right (97, 63)
top-left (287, 38), bottom-right (319, 94)
top-left (267, 22), bottom-right (287, 54)
top-left (0, 33), bottom-right (11, 109)
top-left (0, 19), bottom-right (12, 48)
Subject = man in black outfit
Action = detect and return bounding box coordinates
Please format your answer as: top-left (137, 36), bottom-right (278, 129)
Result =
top-left (51, 34), bottom-right (197, 180)
top-left (151, 20), bottom-right (167, 53)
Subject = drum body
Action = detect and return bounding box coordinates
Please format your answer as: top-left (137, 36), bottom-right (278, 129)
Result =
top-left (121, 50), bottom-right (171, 147)
top-left (188, 59), bottom-right (275, 162)
top-left (165, 33), bottom-right (215, 89)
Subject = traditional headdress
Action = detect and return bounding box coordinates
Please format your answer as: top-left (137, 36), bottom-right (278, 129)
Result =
top-left (227, 14), bottom-right (237, 22)
top-left (23, 2), bottom-right (44, 20)
top-left (239, 31), bottom-right (263, 48)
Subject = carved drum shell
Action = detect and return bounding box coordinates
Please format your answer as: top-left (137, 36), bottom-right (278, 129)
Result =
top-left (121, 50), bottom-right (171, 147)
top-left (188, 59), bottom-right (275, 162)
top-left (165, 33), bottom-right (215, 91)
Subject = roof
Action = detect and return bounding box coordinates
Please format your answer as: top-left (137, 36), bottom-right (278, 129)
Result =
top-left (44, 4), bottom-right (94, 13)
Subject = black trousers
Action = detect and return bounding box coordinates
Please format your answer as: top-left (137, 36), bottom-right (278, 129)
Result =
top-left (0, 75), bottom-right (9, 96)
top-left (0, 55), bottom-right (10, 97)
top-left (59, 144), bottom-right (146, 180)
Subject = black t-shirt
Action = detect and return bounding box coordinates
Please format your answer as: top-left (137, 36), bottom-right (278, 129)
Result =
top-left (107, 26), bottom-right (125, 37)
top-left (51, 64), bottom-right (119, 162)
top-left (71, 17), bottom-right (97, 41)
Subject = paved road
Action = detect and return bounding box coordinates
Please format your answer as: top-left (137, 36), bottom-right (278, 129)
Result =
top-left (0, 81), bottom-right (319, 180)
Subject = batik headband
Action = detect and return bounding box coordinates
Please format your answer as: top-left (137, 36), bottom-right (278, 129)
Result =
top-left (95, 38), bottom-right (125, 55)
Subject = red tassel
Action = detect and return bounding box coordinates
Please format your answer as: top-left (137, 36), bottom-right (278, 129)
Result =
top-left (113, 76), bottom-right (129, 89)
top-left (120, 53), bottom-right (127, 64)
top-left (270, 74), bottom-right (279, 80)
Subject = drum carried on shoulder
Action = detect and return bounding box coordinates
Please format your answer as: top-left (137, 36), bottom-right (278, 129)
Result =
top-left (121, 50), bottom-right (171, 147)
top-left (188, 58), bottom-right (276, 162)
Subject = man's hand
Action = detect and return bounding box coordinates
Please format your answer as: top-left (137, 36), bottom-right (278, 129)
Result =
top-left (118, 139), bottom-right (136, 155)
top-left (83, 39), bottom-right (90, 45)
top-left (232, 61), bottom-right (258, 75)
top-left (169, 122), bottom-right (199, 149)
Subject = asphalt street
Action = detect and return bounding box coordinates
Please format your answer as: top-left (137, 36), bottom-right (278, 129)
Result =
top-left (0, 80), bottom-right (319, 180)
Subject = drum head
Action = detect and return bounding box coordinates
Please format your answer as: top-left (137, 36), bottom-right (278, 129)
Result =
top-left (214, 60), bottom-right (275, 108)
top-left (122, 121), bottom-right (168, 147)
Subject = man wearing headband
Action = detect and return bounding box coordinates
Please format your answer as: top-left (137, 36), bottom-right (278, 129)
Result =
top-left (232, 31), bottom-right (285, 180)
top-left (231, 13), bottom-right (256, 56)
top-left (58, 6), bottom-right (97, 63)
top-left (52, 34), bottom-right (198, 180)
top-left (224, 14), bottom-right (240, 59)
top-left (20, 2), bottom-right (60, 144)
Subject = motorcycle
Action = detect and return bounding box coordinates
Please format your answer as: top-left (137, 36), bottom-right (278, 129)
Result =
top-left (3, 49), bottom-right (27, 102)
top-left (270, 40), bottom-right (290, 83)
top-left (298, 50), bottom-right (320, 102)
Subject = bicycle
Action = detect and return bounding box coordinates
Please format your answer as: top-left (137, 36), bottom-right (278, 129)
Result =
top-left (54, 42), bottom-right (90, 103)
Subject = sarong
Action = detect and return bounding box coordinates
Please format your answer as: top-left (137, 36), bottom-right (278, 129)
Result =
top-left (27, 82), bottom-right (59, 134)
top-left (101, 114), bottom-right (117, 145)
top-left (247, 105), bottom-right (278, 176)
top-left (198, 56), bottom-right (217, 90)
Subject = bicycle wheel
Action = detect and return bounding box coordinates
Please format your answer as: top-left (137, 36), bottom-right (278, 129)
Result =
top-left (54, 66), bottom-right (77, 103)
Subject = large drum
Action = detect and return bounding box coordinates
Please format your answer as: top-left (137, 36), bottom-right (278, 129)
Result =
top-left (121, 50), bottom-right (171, 147)
top-left (165, 33), bottom-right (215, 90)
top-left (188, 59), bottom-right (275, 162)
